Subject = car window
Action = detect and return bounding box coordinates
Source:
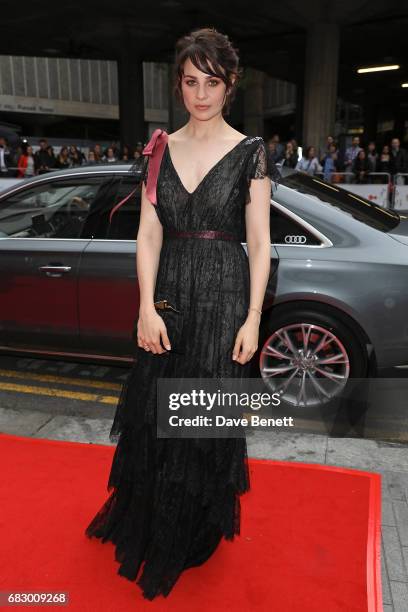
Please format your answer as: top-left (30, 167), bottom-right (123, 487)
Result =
top-left (281, 172), bottom-right (400, 232)
top-left (270, 206), bottom-right (322, 245)
top-left (0, 177), bottom-right (105, 239)
top-left (94, 178), bottom-right (141, 240)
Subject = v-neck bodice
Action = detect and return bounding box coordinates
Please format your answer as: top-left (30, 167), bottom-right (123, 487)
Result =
top-left (165, 136), bottom-right (249, 197)
top-left (143, 133), bottom-right (279, 242)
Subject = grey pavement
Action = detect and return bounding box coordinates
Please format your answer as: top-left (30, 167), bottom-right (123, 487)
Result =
top-left (1, 404), bottom-right (407, 611)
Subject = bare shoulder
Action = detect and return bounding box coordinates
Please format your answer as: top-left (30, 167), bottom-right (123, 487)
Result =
top-left (226, 128), bottom-right (247, 142)
top-left (167, 128), bottom-right (184, 144)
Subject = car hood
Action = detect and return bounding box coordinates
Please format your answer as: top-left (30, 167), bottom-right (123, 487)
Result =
top-left (389, 215), bottom-right (408, 245)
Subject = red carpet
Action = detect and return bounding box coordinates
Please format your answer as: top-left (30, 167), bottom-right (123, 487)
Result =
top-left (0, 433), bottom-right (382, 611)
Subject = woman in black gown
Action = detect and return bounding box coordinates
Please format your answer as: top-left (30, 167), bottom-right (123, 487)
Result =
top-left (85, 26), bottom-right (280, 600)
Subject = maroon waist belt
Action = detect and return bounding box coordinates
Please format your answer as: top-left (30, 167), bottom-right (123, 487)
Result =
top-left (163, 229), bottom-right (240, 242)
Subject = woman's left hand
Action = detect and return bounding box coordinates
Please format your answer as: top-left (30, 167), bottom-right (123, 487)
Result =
top-left (232, 313), bottom-right (260, 365)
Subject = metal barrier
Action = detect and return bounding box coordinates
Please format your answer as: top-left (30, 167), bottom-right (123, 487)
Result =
top-left (0, 166), bottom-right (67, 190)
top-left (0, 168), bottom-right (27, 190)
top-left (392, 174), bottom-right (408, 210)
top-left (0, 163), bottom-right (403, 212)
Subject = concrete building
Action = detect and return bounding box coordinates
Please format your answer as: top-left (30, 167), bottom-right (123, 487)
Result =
top-left (0, 54), bottom-right (298, 149)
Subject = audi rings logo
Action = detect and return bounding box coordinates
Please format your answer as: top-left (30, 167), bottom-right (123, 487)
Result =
top-left (284, 235), bottom-right (307, 244)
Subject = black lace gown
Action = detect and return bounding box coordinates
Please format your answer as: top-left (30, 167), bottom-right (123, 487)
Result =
top-left (84, 134), bottom-right (280, 600)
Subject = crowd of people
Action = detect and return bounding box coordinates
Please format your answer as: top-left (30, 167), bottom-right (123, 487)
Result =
top-left (1, 133), bottom-right (408, 185)
top-left (267, 134), bottom-right (408, 184)
top-left (0, 137), bottom-right (146, 177)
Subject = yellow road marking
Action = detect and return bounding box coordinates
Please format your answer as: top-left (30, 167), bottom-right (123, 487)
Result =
top-left (0, 369), bottom-right (122, 391)
top-left (0, 381), bottom-right (118, 404)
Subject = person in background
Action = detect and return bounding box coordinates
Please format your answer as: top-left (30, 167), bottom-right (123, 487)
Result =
top-left (134, 141), bottom-right (144, 157)
top-left (366, 141), bottom-right (378, 174)
top-left (343, 136), bottom-right (363, 180)
top-left (377, 145), bottom-right (392, 174)
top-left (389, 138), bottom-right (408, 184)
top-left (78, 146), bottom-right (87, 165)
top-left (93, 143), bottom-right (103, 162)
top-left (68, 145), bottom-right (84, 167)
top-left (0, 137), bottom-right (15, 176)
top-left (120, 144), bottom-right (132, 161)
top-left (290, 138), bottom-right (299, 155)
top-left (320, 135), bottom-right (335, 165)
top-left (104, 146), bottom-right (118, 163)
top-left (131, 149), bottom-right (144, 171)
top-left (12, 143), bottom-right (23, 173)
top-left (108, 141), bottom-right (120, 159)
top-left (17, 143), bottom-right (35, 178)
top-left (46, 145), bottom-right (57, 170)
top-left (296, 146), bottom-right (322, 176)
top-left (86, 150), bottom-right (98, 166)
top-left (266, 140), bottom-right (283, 164)
top-left (56, 146), bottom-right (71, 169)
top-left (290, 139), bottom-right (300, 163)
top-left (281, 141), bottom-right (298, 168)
top-left (270, 133), bottom-right (284, 158)
top-left (34, 138), bottom-right (54, 174)
top-left (352, 149), bottom-right (371, 183)
top-left (322, 143), bottom-right (339, 182)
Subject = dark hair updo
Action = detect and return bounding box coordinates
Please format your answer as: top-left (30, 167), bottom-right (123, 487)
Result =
top-left (173, 27), bottom-right (242, 116)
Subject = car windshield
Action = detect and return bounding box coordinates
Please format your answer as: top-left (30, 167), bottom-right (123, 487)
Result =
top-left (281, 171), bottom-right (400, 232)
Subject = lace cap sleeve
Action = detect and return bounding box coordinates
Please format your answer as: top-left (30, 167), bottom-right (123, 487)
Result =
top-left (128, 154), bottom-right (149, 186)
top-left (245, 137), bottom-right (281, 205)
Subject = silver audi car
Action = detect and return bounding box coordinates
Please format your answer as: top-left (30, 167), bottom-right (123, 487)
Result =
top-left (0, 164), bottom-right (407, 409)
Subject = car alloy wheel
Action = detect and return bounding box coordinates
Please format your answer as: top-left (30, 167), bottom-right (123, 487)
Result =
top-left (259, 322), bottom-right (351, 408)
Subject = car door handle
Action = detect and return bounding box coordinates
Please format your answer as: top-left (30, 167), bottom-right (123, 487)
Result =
top-left (39, 265), bottom-right (72, 277)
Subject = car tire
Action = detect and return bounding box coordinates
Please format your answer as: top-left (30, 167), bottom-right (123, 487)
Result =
top-left (257, 307), bottom-right (369, 408)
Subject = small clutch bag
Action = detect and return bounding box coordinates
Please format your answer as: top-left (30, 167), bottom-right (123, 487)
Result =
top-left (154, 299), bottom-right (186, 354)
top-left (132, 299), bottom-right (186, 354)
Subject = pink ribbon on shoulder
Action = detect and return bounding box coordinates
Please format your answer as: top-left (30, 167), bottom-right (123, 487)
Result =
top-left (108, 128), bottom-right (168, 223)
top-left (142, 128), bottom-right (168, 205)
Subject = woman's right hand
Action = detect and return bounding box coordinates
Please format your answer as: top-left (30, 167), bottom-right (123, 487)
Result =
top-left (137, 306), bottom-right (171, 354)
